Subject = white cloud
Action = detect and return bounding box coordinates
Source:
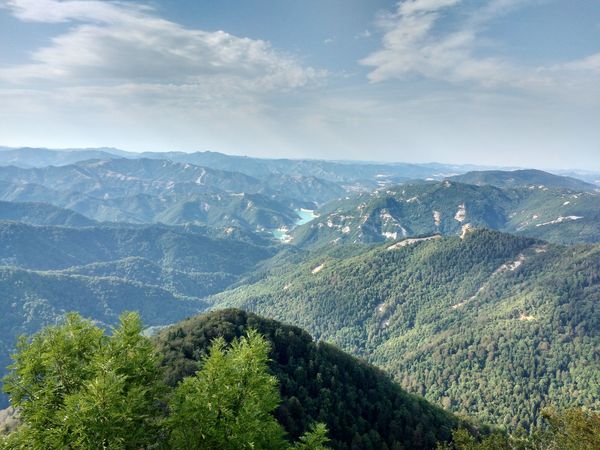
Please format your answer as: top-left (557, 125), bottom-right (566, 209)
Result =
top-left (360, 0), bottom-right (530, 86)
top-left (556, 53), bottom-right (600, 74)
top-left (398, 0), bottom-right (461, 15)
top-left (355, 29), bottom-right (372, 39)
top-left (0, 0), bottom-right (324, 91)
top-left (360, 0), bottom-right (600, 95)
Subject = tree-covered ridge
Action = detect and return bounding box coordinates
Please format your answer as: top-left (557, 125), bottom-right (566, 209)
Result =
top-left (208, 229), bottom-right (600, 431)
top-left (0, 221), bottom-right (275, 272)
top-left (0, 221), bottom-right (278, 408)
top-left (0, 157), bottom-right (344, 229)
top-left (156, 309), bottom-right (461, 450)
top-left (449, 169), bottom-right (598, 192)
top-left (291, 180), bottom-right (600, 247)
top-left (0, 201), bottom-right (96, 227)
top-left (1, 312), bottom-right (330, 449)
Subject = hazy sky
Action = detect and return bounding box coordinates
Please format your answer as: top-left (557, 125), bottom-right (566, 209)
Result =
top-left (1, 0), bottom-right (600, 169)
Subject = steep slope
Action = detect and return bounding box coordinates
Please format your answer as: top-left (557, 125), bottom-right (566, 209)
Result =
top-left (292, 181), bottom-right (600, 247)
top-left (155, 309), bottom-right (461, 450)
top-left (450, 169), bottom-right (597, 192)
top-left (209, 230), bottom-right (600, 431)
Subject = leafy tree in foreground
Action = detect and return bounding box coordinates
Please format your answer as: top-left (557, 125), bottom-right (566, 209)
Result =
top-left (1, 312), bottom-right (165, 449)
top-left (168, 329), bottom-right (329, 450)
top-left (1, 313), bottom-right (329, 449)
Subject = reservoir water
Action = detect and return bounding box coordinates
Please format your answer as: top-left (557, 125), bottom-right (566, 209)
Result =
top-left (271, 208), bottom-right (317, 242)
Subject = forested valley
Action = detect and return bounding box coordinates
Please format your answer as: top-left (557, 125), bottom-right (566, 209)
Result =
top-left (0, 148), bottom-right (598, 449)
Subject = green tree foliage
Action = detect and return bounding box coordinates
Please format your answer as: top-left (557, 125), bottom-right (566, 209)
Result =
top-left (209, 230), bottom-right (600, 432)
top-left (540, 407), bottom-right (600, 450)
top-left (168, 330), bottom-right (288, 449)
top-left (2, 312), bottom-right (165, 449)
top-left (291, 423), bottom-right (330, 450)
top-left (156, 309), bottom-right (460, 450)
top-left (1, 312), bottom-right (330, 449)
top-left (437, 408), bottom-right (600, 450)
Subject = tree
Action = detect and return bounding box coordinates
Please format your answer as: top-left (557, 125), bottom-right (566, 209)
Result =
top-left (539, 407), bottom-right (600, 450)
top-left (292, 423), bottom-right (330, 450)
top-left (2, 314), bottom-right (329, 449)
top-left (168, 329), bottom-right (329, 450)
top-left (2, 312), bottom-right (165, 449)
top-left (436, 407), bottom-right (600, 450)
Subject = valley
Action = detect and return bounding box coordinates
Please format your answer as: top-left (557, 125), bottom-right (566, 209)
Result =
top-left (0, 147), bottom-right (598, 446)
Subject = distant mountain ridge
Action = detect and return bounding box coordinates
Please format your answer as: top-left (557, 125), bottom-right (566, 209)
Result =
top-left (450, 169), bottom-right (598, 192)
top-left (292, 179), bottom-right (600, 247)
top-left (0, 146), bottom-right (513, 186)
top-left (0, 158), bottom-right (343, 231)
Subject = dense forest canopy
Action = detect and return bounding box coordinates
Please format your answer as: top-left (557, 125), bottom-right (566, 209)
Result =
top-left (210, 230), bottom-right (600, 431)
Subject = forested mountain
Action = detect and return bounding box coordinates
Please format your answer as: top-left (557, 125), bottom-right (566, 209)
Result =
top-left (0, 201), bottom-right (96, 227)
top-left (0, 222), bottom-right (273, 272)
top-left (155, 309), bottom-right (461, 450)
top-left (292, 180), bottom-right (600, 247)
top-left (0, 158), bottom-right (343, 230)
top-left (0, 148), bottom-right (597, 443)
top-left (209, 229), bottom-right (600, 431)
top-left (450, 169), bottom-right (598, 192)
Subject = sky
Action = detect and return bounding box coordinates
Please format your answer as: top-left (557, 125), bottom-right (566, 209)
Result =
top-left (0, 0), bottom-right (600, 169)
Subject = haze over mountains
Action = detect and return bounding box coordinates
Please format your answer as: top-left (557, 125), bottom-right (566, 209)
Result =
top-left (0, 146), bottom-right (598, 445)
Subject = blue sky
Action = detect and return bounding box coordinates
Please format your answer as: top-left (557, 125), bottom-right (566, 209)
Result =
top-left (0, 0), bottom-right (599, 169)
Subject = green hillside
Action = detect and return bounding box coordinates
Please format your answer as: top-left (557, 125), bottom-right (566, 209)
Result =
top-left (450, 169), bottom-right (597, 192)
top-left (0, 266), bottom-right (206, 407)
top-left (60, 256), bottom-right (237, 299)
top-left (291, 180), bottom-right (600, 247)
top-left (0, 222), bottom-right (274, 272)
top-left (0, 201), bottom-right (96, 227)
top-left (155, 309), bottom-right (461, 450)
top-left (209, 229), bottom-right (600, 431)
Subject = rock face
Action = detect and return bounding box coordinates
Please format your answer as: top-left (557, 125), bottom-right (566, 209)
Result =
top-left (0, 407), bottom-right (19, 434)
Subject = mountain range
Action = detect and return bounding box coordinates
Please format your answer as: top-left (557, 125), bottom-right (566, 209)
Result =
top-left (0, 147), bottom-right (598, 442)
top-left (293, 179), bottom-right (600, 247)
